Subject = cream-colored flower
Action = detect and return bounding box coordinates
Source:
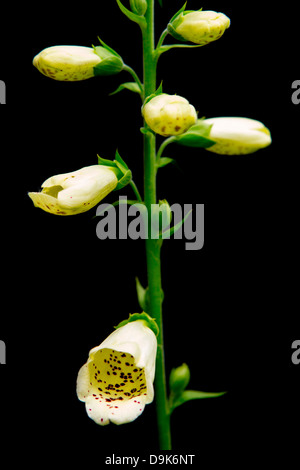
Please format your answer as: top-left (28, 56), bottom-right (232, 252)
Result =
top-left (175, 10), bottom-right (230, 45)
top-left (76, 320), bottom-right (157, 425)
top-left (204, 117), bottom-right (272, 155)
top-left (142, 94), bottom-right (197, 137)
top-left (33, 46), bottom-right (102, 81)
top-left (28, 165), bottom-right (118, 215)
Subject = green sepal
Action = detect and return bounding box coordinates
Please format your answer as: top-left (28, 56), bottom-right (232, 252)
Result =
top-left (116, 0), bottom-right (147, 29)
top-left (93, 43), bottom-right (124, 76)
top-left (167, 2), bottom-right (188, 42)
top-left (143, 81), bottom-right (163, 107)
top-left (157, 0), bottom-right (163, 7)
top-left (97, 151), bottom-right (132, 190)
top-left (173, 120), bottom-right (216, 148)
top-left (115, 312), bottom-right (159, 337)
top-left (110, 81), bottom-right (142, 96)
top-left (170, 390), bottom-right (226, 413)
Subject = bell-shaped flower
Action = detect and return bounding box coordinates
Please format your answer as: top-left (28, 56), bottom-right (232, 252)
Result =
top-left (33, 45), bottom-right (122, 81)
top-left (28, 165), bottom-right (118, 215)
top-left (204, 117), bottom-right (272, 155)
top-left (76, 320), bottom-right (157, 425)
top-left (170, 10), bottom-right (230, 45)
top-left (142, 93), bottom-right (197, 137)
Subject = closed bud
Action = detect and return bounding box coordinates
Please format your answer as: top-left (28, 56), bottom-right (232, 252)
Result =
top-left (130, 0), bottom-right (147, 16)
top-left (204, 117), bottom-right (272, 155)
top-left (142, 94), bottom-right (197, 137)
top-left (169, 363), bottom-right (191, 395)
top-left (151, 199), bottom-right (172, 234)
top-left (33, 46), bottom-right (104, 81)
top-left (169, 10), bottom-right (230, 45)
top-left (28, 165), bottom-right (118, 215)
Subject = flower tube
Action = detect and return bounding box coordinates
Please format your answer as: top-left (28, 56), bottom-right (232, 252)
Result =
top-left (76, 320), bottom-right (157, 425)
top-left (28, 165), bottom-right (118, 215)
top-left (204, 117), bottom-right (272, 155)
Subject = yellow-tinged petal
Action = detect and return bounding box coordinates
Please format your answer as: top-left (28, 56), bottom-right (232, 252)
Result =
top-left (33, 46), bottom-right (102, 81)
top-left (142, 94), bottom-right (197, 137)
top-left (76, 320), bottom-right (157, 425)
top-left (175, 10), bottom-right (230, 45)
top-left (28, 165), bottom-right (118, 215)
top-left (204, 117), bottom-right (272, 155)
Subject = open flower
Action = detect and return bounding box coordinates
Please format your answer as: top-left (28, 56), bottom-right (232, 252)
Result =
top-left (142, 94), bottom-right (197, 137)
top-left (204, 117), bottom-right (272, 155)
top-left (28, 165), bottom-right (118, 215)
top-left (76, 320), bottom-right (157, 425)
top-left (172, 10), bottom-right (230, 45)
top-left (33, 46), bottom-right (103, 81)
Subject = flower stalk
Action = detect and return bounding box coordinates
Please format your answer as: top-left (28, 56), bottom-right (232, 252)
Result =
top-left (142, 0), bottom-right (172, 450)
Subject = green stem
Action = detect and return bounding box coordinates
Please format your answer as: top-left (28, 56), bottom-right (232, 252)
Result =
top-left (123, 64), bottom-right (144, 97)
top-left (142, 0), bottom-right (172, 450)
top-left (129, 179), bottom-right (143, 202)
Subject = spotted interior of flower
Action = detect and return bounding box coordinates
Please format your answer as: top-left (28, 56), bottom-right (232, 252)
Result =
top-left (86, 348), bottom-right (148, 422)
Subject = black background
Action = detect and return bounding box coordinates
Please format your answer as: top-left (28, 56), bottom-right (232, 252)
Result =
top-left (1, 0), bottom-right (299, 464)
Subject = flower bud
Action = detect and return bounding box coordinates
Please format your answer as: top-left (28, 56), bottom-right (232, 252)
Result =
top-left (28, 165), bottom-right (118, 215)
top-left (169, 10), bottom-right (230, 45)
top-left (204, 117), bottom-right (272, 155)
top-left (169, 363), bottom-right (190, 395)
top-left (130, 0), bottom-right (147, 16)
top-left (142, 94), bottom-right (197, 137)
top-left (33, 45), bottom-right (120, 81)
top-left (151, 199), bottom-right (172, 234)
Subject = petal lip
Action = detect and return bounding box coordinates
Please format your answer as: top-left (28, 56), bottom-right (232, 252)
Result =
top-left (29, 165), bottom-right (118, 215)
top-left (76, 320), bottom-right (157, 425)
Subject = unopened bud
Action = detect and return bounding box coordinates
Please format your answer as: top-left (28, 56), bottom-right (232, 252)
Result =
top-left (169, 363), bottom-right (191, 395)
top-left (204, 117), bottom-right (272, 155)
top-left (33, 46), bottom-right (103, 81)
top-left (169, 10), bottom-right (230, 45)
top-left (130, 0), bottom-right (147, 16)
top-left (142, 94), bottom-right (197, 137)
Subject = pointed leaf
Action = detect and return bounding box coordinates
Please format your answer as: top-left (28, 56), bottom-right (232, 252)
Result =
top-left (156, 157), bottom-right (175, 168)
top-left (110, 81), bottom-right (142, 96)
top-left (170, 389), bottom-right (226, 412)
top-left (116, 0), bottom-right (147, 28)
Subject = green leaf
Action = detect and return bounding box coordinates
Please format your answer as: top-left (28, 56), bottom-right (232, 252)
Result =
top-left (116, 0), bottom-right (147, 28)
top-left (156, 157), bottom-right (175, 168)
top-left (110, 81), bottom-right (142, 96)
top-left (170, 390), bottom-right (226, 412)
top-left (157, 0), bottom-right (162, 6)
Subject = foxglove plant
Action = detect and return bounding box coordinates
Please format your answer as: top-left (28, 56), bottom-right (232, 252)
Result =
top-left (30, 1), bottom-right (272, 449)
